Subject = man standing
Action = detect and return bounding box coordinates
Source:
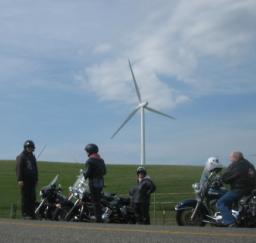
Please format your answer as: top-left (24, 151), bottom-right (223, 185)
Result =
top-left (130, 167), bottom-right (156, 224)
top-left (217, 151), bottom-right (256, 226)
top-left (16, 140), bottom-right (38, 219)
top-left (84, 143), bottom-right (106, 223)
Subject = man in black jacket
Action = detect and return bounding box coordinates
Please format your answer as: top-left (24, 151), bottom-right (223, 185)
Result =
top-left (217, 151), bottom-right (256, 226)
top-left (84, 144), bottom-right (106, 223)
top-left (16, 140), bottom-right (38, 219)
top-left (130, 167), bottom-right (156, 224)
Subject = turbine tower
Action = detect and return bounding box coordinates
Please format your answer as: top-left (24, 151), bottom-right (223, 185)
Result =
top-left (111, 60), bottom-right (175, 165)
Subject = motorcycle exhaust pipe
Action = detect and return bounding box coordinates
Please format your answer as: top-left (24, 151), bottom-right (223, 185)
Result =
top-left (202, 220), bottom-right (216, 224)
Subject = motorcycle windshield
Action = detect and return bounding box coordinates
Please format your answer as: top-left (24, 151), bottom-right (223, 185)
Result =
top-left (49, 174), bottom-right (59, 187)
top-left (199, 167), bottom-right (210, 194)
top-left (71, 170), bottom-right (90, 194)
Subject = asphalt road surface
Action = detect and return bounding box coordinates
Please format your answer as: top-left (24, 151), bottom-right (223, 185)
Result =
top-left (0, 219), bottom-right (256, 243)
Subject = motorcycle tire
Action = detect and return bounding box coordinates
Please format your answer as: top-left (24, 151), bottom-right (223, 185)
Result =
top-left (176, 209), bottom-right (206, 226)
top-left (52, 208), bottom-right (69, 221)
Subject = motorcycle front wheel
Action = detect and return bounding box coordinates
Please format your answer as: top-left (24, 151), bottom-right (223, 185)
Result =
top-left (176, 208), bottom-right (205, 226)
top-left (52, 207), bottom-right (70, 221)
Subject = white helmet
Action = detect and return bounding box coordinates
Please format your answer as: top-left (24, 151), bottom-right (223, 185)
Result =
top-left (205, 157), bottom-right (223, 172)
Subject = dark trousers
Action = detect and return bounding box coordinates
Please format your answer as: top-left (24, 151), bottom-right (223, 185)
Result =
top-left (21, 182), bottom-right (36, 218)
top-left (90, 187), bottom-right (103, 223)
top-left (134, 202), bottom-right (150, 225)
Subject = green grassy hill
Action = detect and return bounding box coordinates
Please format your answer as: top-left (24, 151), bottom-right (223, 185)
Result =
top-left (0, 160), bottom-right (203, 224)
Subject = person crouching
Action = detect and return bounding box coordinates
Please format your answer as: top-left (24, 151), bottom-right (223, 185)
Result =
top-left (130, 167), bottom-right (156, 225)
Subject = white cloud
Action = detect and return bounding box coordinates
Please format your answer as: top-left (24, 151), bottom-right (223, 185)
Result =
top-left (93, 43), bottom-right (112, 54)
top-left (77, 58), bottom-right (190, 110)
top-left (78, 0), bottom-right (256, 109)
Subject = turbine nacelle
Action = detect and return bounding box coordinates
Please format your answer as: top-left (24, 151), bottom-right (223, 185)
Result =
top-left (137, 101), bottom-right (148, 109)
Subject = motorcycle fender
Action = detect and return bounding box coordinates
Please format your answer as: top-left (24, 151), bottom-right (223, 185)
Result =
top-left (175, 199), bottom-right (209, 215)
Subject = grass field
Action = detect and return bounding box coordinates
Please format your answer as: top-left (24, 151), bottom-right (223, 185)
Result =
top-left (0, 160), bottom-right (203, 224)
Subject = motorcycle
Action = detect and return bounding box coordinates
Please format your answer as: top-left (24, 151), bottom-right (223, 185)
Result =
top-left (101, 193), bottom-right (136, 224)
top-left (64, 169), bottom-right (95, 222)
top-left (175, 166), bottom-right (256, 227)
top-left (65, 169), bottom-right (136, 223)
top-left (35, 175), bottom-right (73, 220)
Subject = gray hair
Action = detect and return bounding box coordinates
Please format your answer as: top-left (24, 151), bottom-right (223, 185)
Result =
top-left (231, 151), bottom-right (244, 160)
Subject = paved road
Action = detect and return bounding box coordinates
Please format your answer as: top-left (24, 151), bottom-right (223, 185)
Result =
top-left (0, 219), bottom-right (255, 243)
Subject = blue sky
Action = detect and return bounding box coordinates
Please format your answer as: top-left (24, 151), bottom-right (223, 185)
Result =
top-left (0, 0), bottom-right (256, 166)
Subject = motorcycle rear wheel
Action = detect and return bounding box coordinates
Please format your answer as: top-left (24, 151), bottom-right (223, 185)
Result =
top-left (176, 209), bottom-right (205, 226)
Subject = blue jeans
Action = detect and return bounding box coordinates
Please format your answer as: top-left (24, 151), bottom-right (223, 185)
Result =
top-left (216, 191), bottom-right (241, 225)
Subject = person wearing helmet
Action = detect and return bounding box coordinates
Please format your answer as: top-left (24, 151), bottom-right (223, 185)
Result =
top-left (16, 140), bottom-right (38, 219)
top-left (129, 167), bottom-right (156, 224)
top-left (199, 157), bottom-right (223, 195)
top-left (205, 157), bottom-right (223, 172)
top-left (84, 143), bottom-right (106, 223)
top-left (200, 157), bottom-right (223, 183)
top-left (217, 151), bottom-right (256, 226)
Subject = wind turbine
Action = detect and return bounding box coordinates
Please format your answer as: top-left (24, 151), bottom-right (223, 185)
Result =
top-left (111, 60), bottom-right (175, 165)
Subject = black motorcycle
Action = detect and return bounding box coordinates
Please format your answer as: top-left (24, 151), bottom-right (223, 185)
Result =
top-left (35, 175), bottom-right (73, 220)
top-left (65, 169), bottom-right (136, 223)
top-left (101, 193), bottom-right (136, 224)
top-left (175, 167), bottom-right (256, 227)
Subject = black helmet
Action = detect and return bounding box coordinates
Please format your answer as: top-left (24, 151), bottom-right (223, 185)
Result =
top-left (85, 143), bottom-right (99, 155)
top-left (24, 140), bottom-right (35, 150)
top-left (136, 166), bottom-right (147, 176)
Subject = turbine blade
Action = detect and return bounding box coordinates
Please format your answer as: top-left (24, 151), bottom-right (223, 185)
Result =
top-left (145, 106), bottom-right (176, 120)
top-left (111, 107), bottom-right (140, 139)
top-left (128, 59), bottom-right (142, 102)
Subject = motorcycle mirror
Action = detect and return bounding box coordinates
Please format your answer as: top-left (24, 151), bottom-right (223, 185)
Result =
top-left (192, 183), bottom-right (200, 191)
